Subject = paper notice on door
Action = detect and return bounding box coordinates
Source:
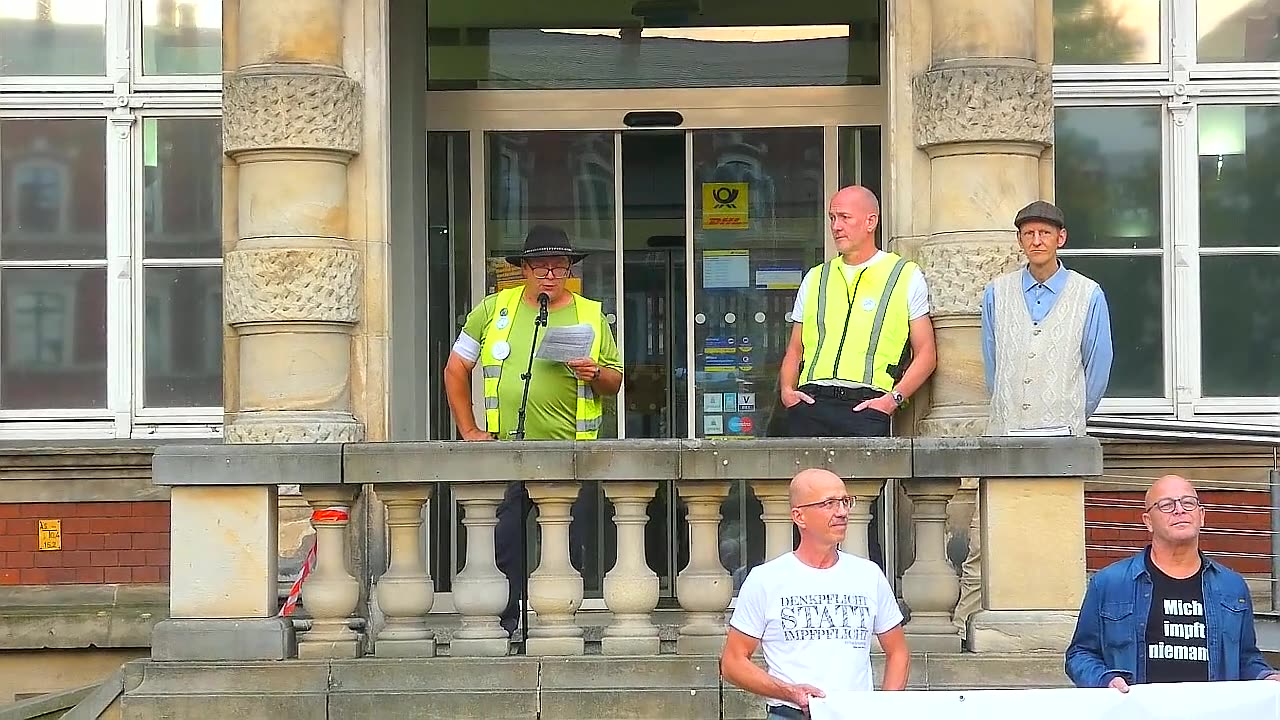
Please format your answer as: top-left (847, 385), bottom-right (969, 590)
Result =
top-left (703, 250), bottom-right (750, 288)
top-left (535, 323), bottom-right (596, 362)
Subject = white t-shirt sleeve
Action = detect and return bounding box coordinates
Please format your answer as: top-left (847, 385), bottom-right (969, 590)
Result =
top-left (451, 331), bottom-right (481, 364)
top-left (790, 269), bottom-right (816, 321)
top-left (907, 267), bottom-right (930, 320)
top-left (728, 568), bottom-right (768, 639)
top-left (872, 567), bottom-right (905, 634)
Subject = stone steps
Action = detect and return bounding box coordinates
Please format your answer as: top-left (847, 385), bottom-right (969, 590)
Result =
top-left (118, 653), bottom-right (1072, 720)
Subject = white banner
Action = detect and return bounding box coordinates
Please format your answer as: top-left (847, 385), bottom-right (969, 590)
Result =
top-left (809, 681), bottom-right (1280, 720)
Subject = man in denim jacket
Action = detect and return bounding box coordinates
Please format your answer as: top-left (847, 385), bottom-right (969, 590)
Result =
top-left (1066, 474), bottom-right (1280, 690)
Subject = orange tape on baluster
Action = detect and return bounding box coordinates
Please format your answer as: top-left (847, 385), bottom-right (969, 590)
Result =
top-left (311, 506), bottom-right (349, 523)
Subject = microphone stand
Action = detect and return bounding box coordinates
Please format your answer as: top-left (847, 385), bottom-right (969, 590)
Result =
top-left (512, 291), bottom-right (547, 651)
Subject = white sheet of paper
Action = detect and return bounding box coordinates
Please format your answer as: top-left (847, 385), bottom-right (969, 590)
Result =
top-left (535, 323), bottom-right (596, 362)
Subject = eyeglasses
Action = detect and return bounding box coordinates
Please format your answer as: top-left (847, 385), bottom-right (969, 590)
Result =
top-left (1147, 496), bottom-right (1202, 513)
top-left (794, 496), bottom-right (855, 512)
top-left (529, 266), bottom-right (571, 279)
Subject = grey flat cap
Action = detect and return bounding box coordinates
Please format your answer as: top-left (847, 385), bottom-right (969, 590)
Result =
top-left (1014, 200), bottom-right (1066, 229)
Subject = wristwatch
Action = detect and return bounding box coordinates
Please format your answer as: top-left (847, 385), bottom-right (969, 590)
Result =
top-left (890, 390), bottom-right (905, 407)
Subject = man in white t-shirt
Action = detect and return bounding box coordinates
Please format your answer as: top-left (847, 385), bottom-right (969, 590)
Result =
top-left (720, 468), bottom-right (910, 719)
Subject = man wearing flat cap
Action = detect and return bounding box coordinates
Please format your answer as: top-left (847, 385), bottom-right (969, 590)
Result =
top-left (952, 200), bottom-right (1114, 642)
top-left (444, 224), bottom-right (623, 636)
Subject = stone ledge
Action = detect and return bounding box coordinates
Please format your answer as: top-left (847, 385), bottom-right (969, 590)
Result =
top-left (152, 443), bottom-right (342, 486)
top-left (0, 585), bottom-right (168, 650)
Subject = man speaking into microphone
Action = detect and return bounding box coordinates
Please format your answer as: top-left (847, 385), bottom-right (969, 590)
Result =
top-left (444, 224), bottom-right (623, 635)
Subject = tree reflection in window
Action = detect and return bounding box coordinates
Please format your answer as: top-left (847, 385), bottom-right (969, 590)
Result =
top-left (12, 158), bottom-right (67, 233)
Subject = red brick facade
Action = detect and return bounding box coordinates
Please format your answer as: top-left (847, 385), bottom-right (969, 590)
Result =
top-left (1087, 491), bottom-right (1271, 574)
top-left (0, 501), bottom-right (170, 585)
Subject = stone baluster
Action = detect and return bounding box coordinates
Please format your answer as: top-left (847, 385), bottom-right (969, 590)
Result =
top-left (299, 486), bottom-right (363, 658)
top-left (675, 481), bottom-right (733, 655)
top-left (750, 480), bottom-right (794, 561)
top-left (841, 479), bottom-right (887, 559)
top-left (450, 484), bottom-right (510, 657)
top-left (900, 478), bottom-right (962, 652)
top-left (526, 482), bottom-right (585, 656)
top-left (602, 481), bottom-right (660, 656)
top-left (372, 484), bottom-right (435, 657)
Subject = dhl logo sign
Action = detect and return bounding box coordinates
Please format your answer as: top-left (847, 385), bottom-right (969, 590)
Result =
top-left (702, 182), bottom-right (749, 230)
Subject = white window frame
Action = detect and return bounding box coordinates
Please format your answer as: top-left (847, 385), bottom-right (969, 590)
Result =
top-left (0, 0), bottom-right (221, 441)
top-left (1055, 0), bottom-right (1280, 434)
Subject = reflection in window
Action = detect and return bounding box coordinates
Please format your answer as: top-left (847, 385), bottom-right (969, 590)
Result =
top-left (1054, 0), bottom-right (1160, 65)
top-left (1055, 107), bottom-right (1164, 399)
top-left (0, 119), bottom-right (107, 262)
top-left (143, 267), bottom-right (222, 407)
top-left (0, 0), bottom-right (107, 76)
top-left (1, 268), bottom-right (107, 409)
top-left (1055, 107), bottom-right (1162, 250)
top-left (143, 117), bottom-right (222, 258)
top-left (1199, 105), bottom-right (1280, 248)
top-left (1200, 257), bottom-right (1280, 397)
top-left (142, 0), bottom-right (222, 76)
top-left (1198, 0), bottom-right (1280, 64)
top-left (427, 0), bottom-right (880, 89)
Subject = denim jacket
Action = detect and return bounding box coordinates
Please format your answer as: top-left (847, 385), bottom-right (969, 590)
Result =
top-left (1065, 547), bottom-right (1275, 687)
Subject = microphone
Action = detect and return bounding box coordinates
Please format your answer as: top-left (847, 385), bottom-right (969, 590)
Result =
top-left (537, 292), bottom-right (549, 325)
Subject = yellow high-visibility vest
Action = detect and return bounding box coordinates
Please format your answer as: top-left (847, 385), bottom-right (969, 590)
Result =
top-left (478, 286), bottom-right (604, 440)
top-left (800, 253), bottom-right (915, 392)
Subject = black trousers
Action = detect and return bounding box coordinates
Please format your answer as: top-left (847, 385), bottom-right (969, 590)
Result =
top-left (494, 481), bottom-right (589, 636)
top-left (785, 383), bottom-right (890, 567)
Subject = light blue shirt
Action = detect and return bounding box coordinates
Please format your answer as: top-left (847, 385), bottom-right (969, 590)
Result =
top-left (981, 262), bottom-right (1113, 418)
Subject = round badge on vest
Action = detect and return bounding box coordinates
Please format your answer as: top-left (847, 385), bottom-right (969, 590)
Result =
top-left (492, 341), bottom-right (511, 360)
top-left (862, 298), bottom-right (876, 312)
top-left (495, 315), bottom-right (509, 330)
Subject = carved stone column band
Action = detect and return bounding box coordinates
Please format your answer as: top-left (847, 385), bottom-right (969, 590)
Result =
top-left (222, 72), bottom-right (363, 157)
top-left (912, 67), bottom-right (1053, 150)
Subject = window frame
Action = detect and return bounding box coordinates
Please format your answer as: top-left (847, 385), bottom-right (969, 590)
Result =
top-left (1054, 0), bottom-right (1280, 431)
top-left (0, 0), bottom-right (222, 441)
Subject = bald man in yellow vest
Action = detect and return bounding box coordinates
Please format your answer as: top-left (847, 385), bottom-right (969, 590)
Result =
top-left (444, 224), bottom-right (623, 636)
top-left (778, 186), bottom-right (937, 567)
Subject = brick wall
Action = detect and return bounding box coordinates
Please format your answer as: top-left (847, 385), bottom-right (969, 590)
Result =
top-left (0, 502), bottom-right (170, 585)
top-left (1086, 490), bottom-right (1271, 574)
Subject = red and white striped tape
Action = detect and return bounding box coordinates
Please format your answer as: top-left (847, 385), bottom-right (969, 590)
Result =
top-left (277, 506), bottom-right (349, 618)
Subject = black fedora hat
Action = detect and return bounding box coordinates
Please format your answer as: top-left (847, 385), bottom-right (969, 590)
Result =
top-left (504, 225), bottom-right (589, 266)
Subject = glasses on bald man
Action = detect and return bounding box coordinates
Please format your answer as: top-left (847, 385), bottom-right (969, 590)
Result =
top-left (1146, 496), bottom-right (1201, 514)
top-left (794, 496), bottom-right (855, 512)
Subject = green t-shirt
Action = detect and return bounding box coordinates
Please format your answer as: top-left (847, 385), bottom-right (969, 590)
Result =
top-left (463, 292), bottom-right (622, 440)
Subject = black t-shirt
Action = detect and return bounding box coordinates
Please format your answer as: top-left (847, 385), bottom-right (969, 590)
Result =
top-left (1145, 555), bottom-right (1209, 683)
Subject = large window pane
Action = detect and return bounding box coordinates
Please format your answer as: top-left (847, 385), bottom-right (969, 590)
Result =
top-left (1199, 105), bottom-right (1280, 248)
top-left (142, 0), bottom-right (222, 75)
top-left (1, 268), bottom-right (107, 409)
top-left (1200, 256), bottom-right (1280, 397)
top-left (427, 0), bottom-right (880, 89)
top-left (144, 267), bottom-right (222, 407)
top-left (1055, 107), bottom-right (1162, 250)
top-left (143, 117), bottom-right (222, 258)
top-left (1062, 256), bottom-right (1163, 398)
top-left (1, 119), bottom-right (107, 261)
top-left (0, 1), bottom-right (106, 76)
top-left (1054, 0), bottom-right (1160, 64)
top-left (1198, 1), bottom-right (1280, 63)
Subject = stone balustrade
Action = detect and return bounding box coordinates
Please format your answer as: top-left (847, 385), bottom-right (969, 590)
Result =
top-left (148, 437), bottom-right (1100, 662)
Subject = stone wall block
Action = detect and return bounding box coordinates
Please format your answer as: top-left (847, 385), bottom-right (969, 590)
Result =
top-left (238, 0), bottom-right (343, 67)
top-left (224, 248), bottom-right (361, 325)
top-left (913, 66), bottom-right (1053, 148)
top-left (931, 0), bottom-right (1035, 63)
top-left (236, 157), bottom-right (350, 240)
top-left (223, 71), bottom-right (363, 157)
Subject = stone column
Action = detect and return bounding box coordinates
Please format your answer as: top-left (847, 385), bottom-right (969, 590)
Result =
top-left (969, 475), bottom-right (1086, 651)
top-left (675, 481), bottom-right (733, 655)
top-left (900, 479), bottom-right (961, 652)
top-left (372, 484), bottom-right (435, 657)
top-left (221, 0), bottom-right (365, 444)
top-left (602, 481), bottom-right (660, 656)
top-left (450, 484), bottom-right (510, 657)
top-left (750, 480), bottom-right (793, 561)
top-left (525, 482), bottom-right (586, 656)
top-left (841, 480), bottom-right (886, 559)
top-left (901, 0), bottom-right (1053, 437)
